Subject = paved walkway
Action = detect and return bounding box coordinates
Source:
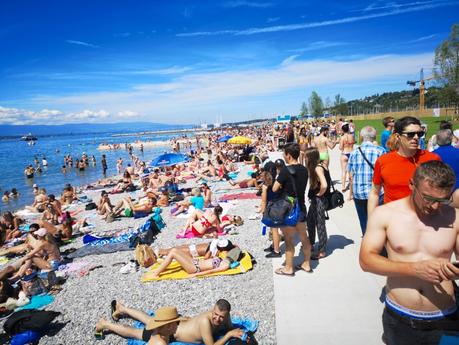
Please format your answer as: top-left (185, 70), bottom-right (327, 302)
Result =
top-left (273, 147), bottom-right (386, 345)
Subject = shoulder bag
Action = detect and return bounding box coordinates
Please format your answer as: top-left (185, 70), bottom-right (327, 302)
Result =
top-left (262, 166), bottom-right (300, 227)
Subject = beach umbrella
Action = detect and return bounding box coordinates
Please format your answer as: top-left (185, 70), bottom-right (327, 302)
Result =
top-left (150, 153), bottom-right (190, 167)
top-left (228, 136), bottom-right (252, 145)
top-left (217, 135), bottom-right (233, 143)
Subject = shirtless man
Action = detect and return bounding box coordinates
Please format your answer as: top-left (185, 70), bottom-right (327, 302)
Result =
top-left (338, 123), bottom-right (355, 192)
top-left (313, 127), bottom-right (337, 168)
top-left (360, 161), bottom-right (459, 345)
top-left (95, 299), bottom-right (244, 345)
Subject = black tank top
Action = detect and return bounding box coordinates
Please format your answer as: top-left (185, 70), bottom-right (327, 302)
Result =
top-left (308, 165), bottom-right (332, 199)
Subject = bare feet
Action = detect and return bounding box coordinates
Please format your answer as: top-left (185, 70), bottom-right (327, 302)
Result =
top-left (112, 301), bottom-right (123, 321)
top-left (95, 319), bottom-right (106, 333)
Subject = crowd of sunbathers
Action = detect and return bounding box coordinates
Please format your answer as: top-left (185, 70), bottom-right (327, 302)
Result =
top-left (0, 125), bottom-right (295, 343)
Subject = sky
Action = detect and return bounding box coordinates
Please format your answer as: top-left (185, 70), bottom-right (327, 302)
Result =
top-left (0, 0), bottom-right (458, 125)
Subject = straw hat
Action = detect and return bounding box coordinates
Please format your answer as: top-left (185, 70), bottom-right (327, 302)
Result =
top-left (146, 307), bottom-right (185, 330)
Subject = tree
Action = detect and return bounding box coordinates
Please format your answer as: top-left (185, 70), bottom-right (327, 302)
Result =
top-left (333, 94), bottom-right (347, 115)
top-left (308, 91), bottom-right (324, 118)
top-left (299, 102), bottom-right (308, 117)
top-left (434, 24), bottom-right (459, 109)
top-left (334, 94), bottom-right (346, 106)
top-left (324, 97), bottom-right (331, 109)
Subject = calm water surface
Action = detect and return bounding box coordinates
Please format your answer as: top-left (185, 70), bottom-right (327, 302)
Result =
top-left (0, 132), bottom-right (179, 213)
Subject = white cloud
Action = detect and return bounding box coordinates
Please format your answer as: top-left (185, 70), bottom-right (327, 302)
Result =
top-left (117, 110), bottom-right (138, 118)
top-left (281, 54), bottom-right (300, 66)
top-left (26, 53), bottom-right (433, 124)
top-left (288, 41), bottom-right (347, 53)
top-left (65, 40), bottom-right (99, 48)
top-left (132, 66), bottom-right (193, 75)
top-left (409, 34), bottom-right (437, 42)
top-left (177, 1), bottom-right (456, 37)
top-left (358, 0), bottom-right (440, 12)
top-left (266, 17), bottom-right (280, 23)
top-left (0, 106), bottom-right (114, 125)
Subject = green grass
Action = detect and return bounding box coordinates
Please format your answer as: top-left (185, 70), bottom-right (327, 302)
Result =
top-left (352, 116), bottom-right (458, 143)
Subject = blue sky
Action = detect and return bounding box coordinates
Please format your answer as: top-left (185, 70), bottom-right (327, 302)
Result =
top-left (0, 0), bottom-right (458, 125)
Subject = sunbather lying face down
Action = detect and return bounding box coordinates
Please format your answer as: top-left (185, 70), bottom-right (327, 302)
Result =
top-left (149, 240), bottom-right (240, 279)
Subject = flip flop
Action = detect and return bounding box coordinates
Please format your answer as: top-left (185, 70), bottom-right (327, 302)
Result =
top-left (295, 265), bottom-right (313, 273)
top-left (111, 300), bottom-right (119, 321)
top-left (94, 331), bottom-right (105, 340)
top-left (274, 267), bottom-right (295, 277)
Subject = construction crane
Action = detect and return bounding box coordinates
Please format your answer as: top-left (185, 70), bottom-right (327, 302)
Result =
top-left (407, 68), bottom-right (434, 110)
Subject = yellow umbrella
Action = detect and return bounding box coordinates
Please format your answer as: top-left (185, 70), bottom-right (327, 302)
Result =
top-left (227, 136), bottom-right (253, 145)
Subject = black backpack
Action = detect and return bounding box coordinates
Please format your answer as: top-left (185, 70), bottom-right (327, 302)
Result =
top-left (85, 202), bottom-right (97, 210)
top-left (3, 310), bottom-right (60, 335)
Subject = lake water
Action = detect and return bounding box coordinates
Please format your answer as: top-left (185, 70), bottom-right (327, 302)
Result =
top-left (0, 131), bottom-right (180, 213)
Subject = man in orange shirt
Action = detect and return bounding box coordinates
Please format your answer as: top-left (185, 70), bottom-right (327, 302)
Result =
top-left (368, 116), bottom-right (440, 215)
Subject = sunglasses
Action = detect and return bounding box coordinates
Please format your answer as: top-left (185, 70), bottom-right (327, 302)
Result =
top-left (401, 131), bottom-right (425, 139)
top-left (413, 186), bottom-right (452, 205)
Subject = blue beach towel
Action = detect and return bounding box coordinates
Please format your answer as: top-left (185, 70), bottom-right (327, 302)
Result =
top-left (127, 313), bottom-right (258, 345)
top-left (16, 294), bottom-right (54, 311)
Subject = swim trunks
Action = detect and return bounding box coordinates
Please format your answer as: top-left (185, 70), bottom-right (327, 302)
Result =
top-left (239, 181), bottom-right (249, 189)
top-left (49, 260), bottom-right (61, 271)
top-left (319, 151), bottom-right (329, 161)
top-left (191, 225), bottom-right (202, 237)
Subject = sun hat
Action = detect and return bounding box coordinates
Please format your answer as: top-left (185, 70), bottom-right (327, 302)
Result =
top-left (34, 228), bottom-right (47, 237)
top-left (146, 307), bottom-right (185, 330)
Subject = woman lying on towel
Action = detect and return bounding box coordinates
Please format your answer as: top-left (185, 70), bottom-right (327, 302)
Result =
top-left (179, 206), bottom-right (223, 238)
top-left (150, 239), bottom-right (242, 278)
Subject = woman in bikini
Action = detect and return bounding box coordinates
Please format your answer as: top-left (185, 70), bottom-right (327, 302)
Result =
top-left (149, 240), bottom-right (241, 278)
top-left (180, 206), bottom-right (223, 238)
top-left (339, 123), bottom-right (355, 192)
top-left (298, 127), bottom-right (309, 166)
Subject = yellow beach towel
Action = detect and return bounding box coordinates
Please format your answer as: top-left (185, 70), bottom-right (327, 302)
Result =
top-left (0, 256), bottom-right (9, 265)
top-left (141, 251), bottom-right (253, 282)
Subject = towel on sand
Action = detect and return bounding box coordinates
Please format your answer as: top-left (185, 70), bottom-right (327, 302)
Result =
top-left (16, 294), bottom-right (54, 311)
top-left (141, 252), bottom-right (253, 282)
top-left (175, 228), bottom-right (225, 239)
top-left (218, 193), bottom-right (260, 201)
top-left (127, 314), bottom-right (258, 345)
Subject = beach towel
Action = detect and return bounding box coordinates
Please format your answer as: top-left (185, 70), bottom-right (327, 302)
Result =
top-left (67, 242), bottom-right (132, 258)
top-left (141, 251), bottom-right (253, 282)
top-left (57, 261), bottom-right (90, 276)
top-left (218, 193), bottom-right (260, 202)
top-left (127, 314), bottom-right (258, 345)
top-left (175, 206), bottom-right (196, 219)
top-left (16, 294), bottom-right (54, 311)
top-left (14, 210), bottom-right (41, 219)
top-left (0, 256), bottom-right (9, 265)
top-left (175, 228), bottom-right (225, 239)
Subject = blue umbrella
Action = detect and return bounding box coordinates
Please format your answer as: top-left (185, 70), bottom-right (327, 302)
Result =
top-left (150, 153), bottom-right (190, 167)
top-left (217, 135), bottom-right (233, 143)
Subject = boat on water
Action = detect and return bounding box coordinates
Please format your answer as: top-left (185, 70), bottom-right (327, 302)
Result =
top-left (20, 133), bottom-right (38, 141)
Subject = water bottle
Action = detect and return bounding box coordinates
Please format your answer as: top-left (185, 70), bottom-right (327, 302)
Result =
top-left (262, 226), bottom-right (267, 236)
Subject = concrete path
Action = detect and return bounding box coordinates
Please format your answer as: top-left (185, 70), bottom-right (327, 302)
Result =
top-left (273, 147), bottom-right (386, 345)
